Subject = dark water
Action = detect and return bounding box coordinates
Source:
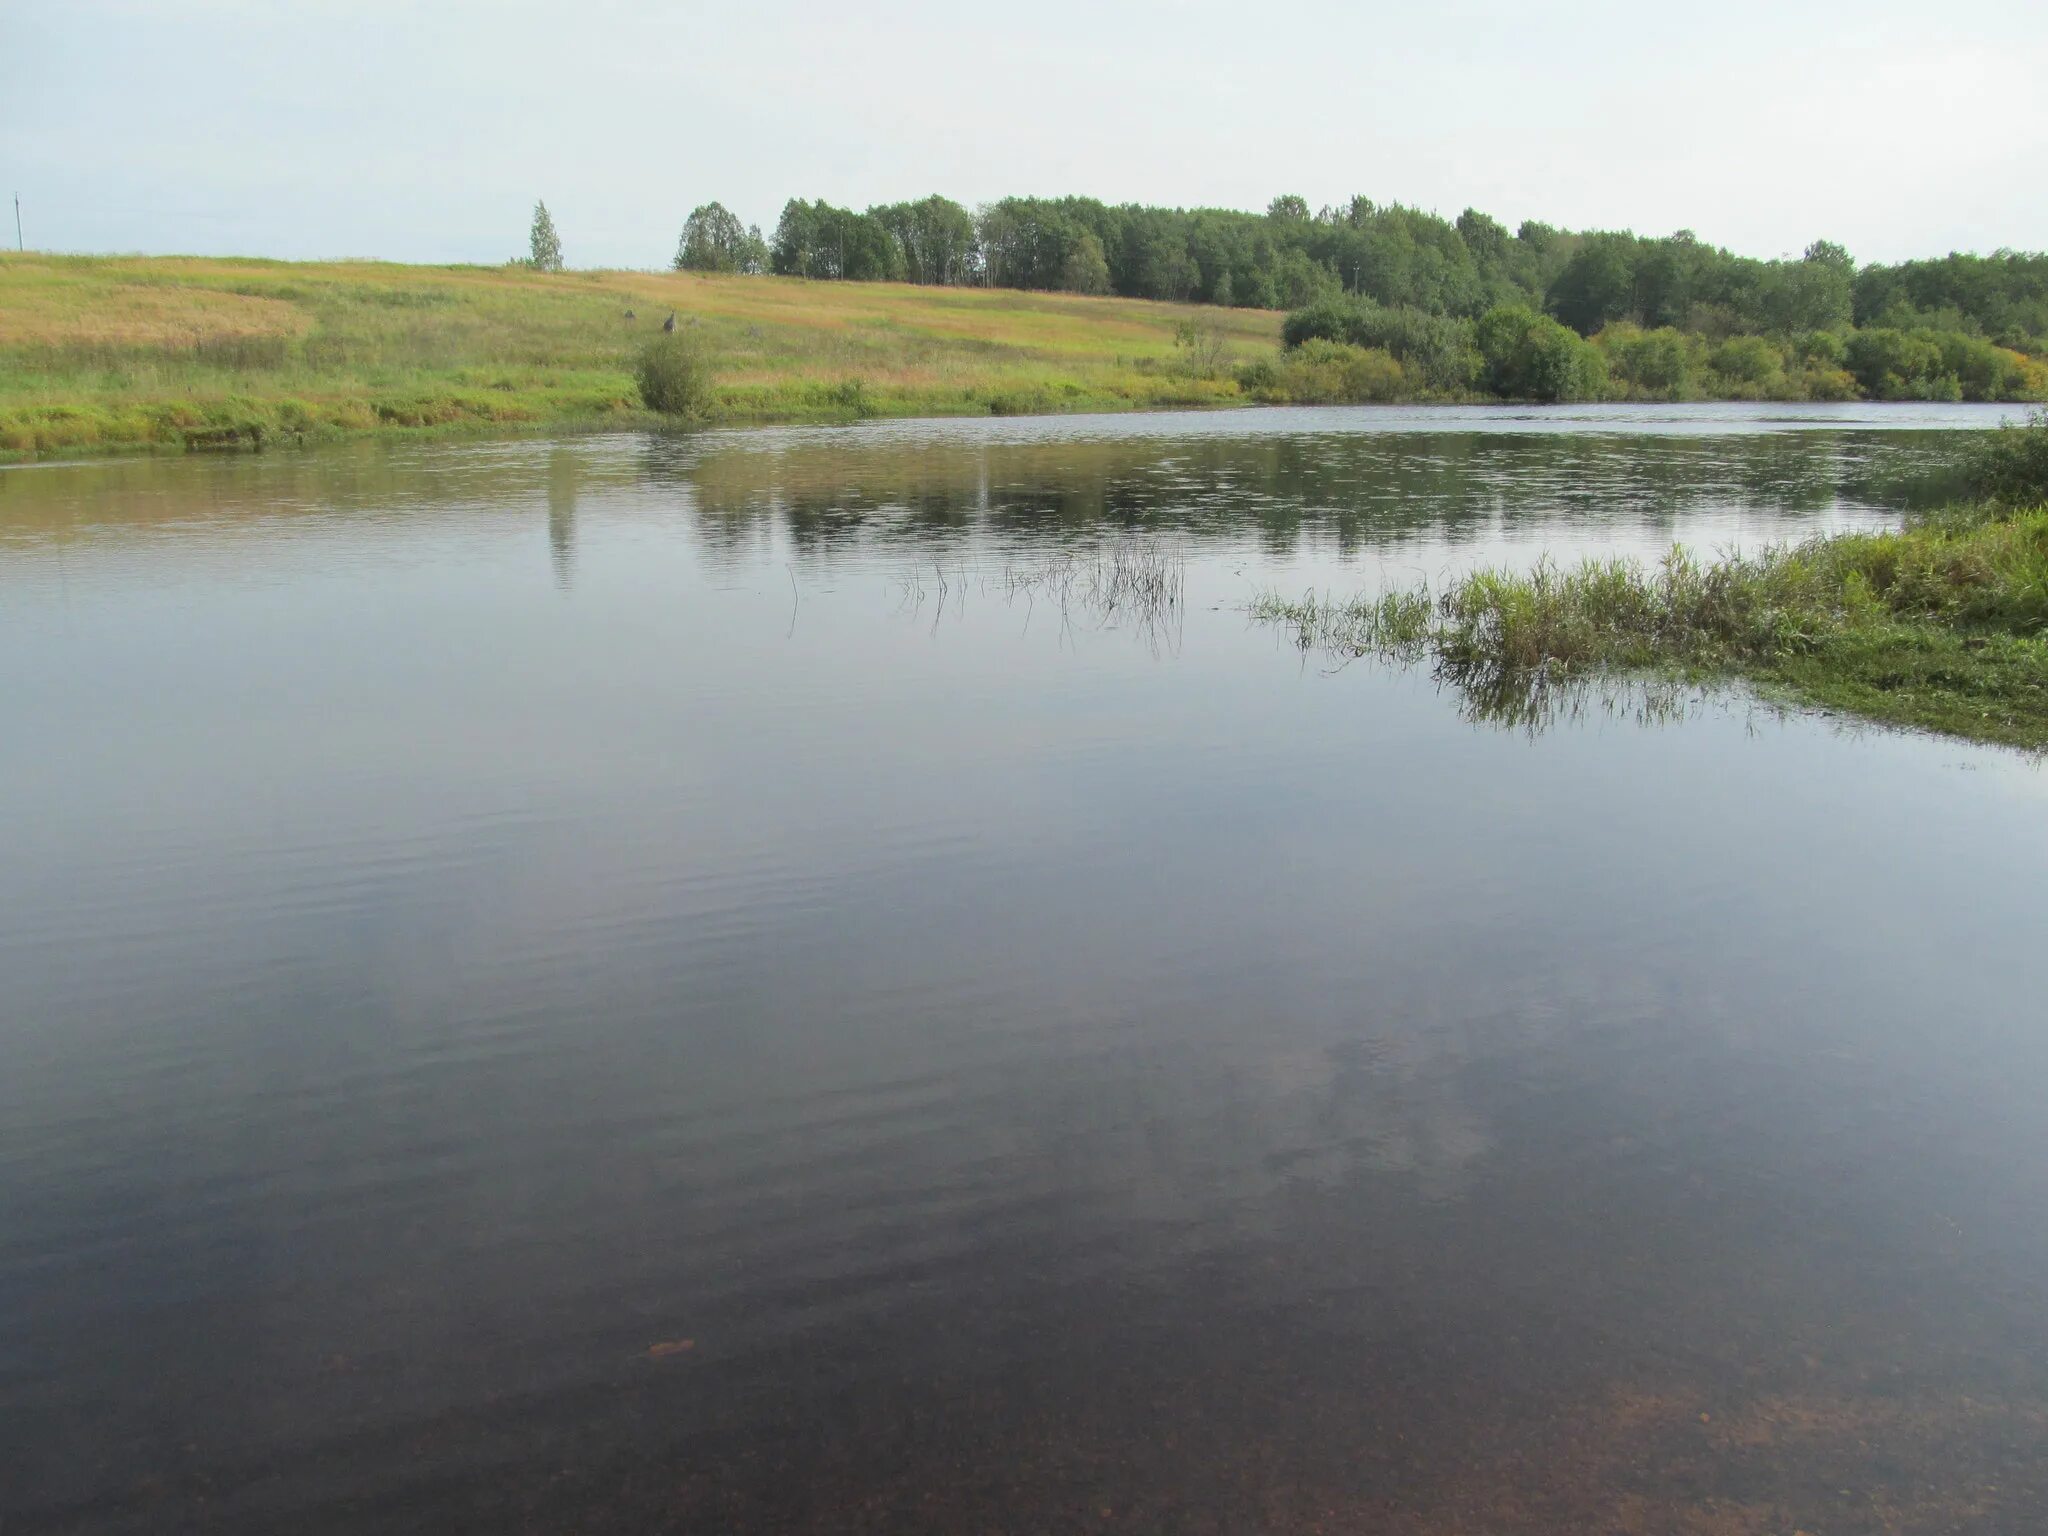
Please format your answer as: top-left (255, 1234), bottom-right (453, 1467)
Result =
top-left (4, 403), bottom-right (2046, 1534)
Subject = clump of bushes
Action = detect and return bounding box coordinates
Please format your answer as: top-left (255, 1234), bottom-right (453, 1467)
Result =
top-left (1596, 323), bottom-right (1700, 399)
top-left (1249, 340), bottom-right (1407, 404)
top-left (1473, 305), bottom-right (1608, 402)
top-left (1279, 292), bottom-right (2048, 407)
top-left (1282, 297), bottom-right (1476, 392)
top-left (1172, 317), bottom-right (1231, 378)
top-left (1964, 408), bottom-right (2048, 504)
top-left (634, 332), bottom-right (714, 416)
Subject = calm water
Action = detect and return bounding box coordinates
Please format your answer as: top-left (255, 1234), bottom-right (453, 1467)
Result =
top-left (4, 403), bottom-right (2046, 1534)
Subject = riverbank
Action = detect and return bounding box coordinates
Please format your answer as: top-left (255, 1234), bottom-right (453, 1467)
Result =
top-left (0, 254), bottom-right (1286, 463)
top-left (11, 254), bottom-right (2045, 468)
top-left (1251, 415), bottom-right (2048, 750)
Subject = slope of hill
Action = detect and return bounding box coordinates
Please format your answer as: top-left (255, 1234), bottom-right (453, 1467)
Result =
top-left (0, 256), bottom-right (1283, 461)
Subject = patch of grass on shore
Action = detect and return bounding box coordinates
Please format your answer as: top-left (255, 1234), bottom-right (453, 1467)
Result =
top-left (0, 254), bottom-right (1280, 461)
top-left (1252, 413), bottom-right (2048, 749)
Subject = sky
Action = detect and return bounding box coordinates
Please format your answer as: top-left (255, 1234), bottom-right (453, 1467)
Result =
top-left (5, 0), bottom-right (2046, 270)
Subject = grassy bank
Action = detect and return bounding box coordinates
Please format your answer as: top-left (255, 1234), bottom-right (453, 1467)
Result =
top-left (0, 254), bottom-right (1284, 462)
top-left (1252, 414), bottom-right (2048, 750)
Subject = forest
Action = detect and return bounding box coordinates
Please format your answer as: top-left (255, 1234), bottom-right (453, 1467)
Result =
top-left (672, 193), bottom-right (2048, 403)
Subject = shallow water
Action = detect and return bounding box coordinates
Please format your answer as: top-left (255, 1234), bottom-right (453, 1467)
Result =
top-left (4, 403), bottom-right (2046, 1534)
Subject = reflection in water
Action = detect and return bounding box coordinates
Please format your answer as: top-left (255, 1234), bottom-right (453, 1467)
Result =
top-left (546, 447), bottom-right (577, 590)
top-left (1421, 666), bottom-right (1715, 737)
top-left (670, 407), bottom-right (1971, 567)
top-left (893, 539), bottom-right (1189, 656)
top-left (3, 404), bottom-right (2047, 1534)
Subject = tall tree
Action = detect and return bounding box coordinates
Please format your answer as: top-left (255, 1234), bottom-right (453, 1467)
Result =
top-left (676, 202), bottom-right (765, 273)
top-left (1061, 232), bottom-right (1111, 295)
top-left (529, 200), bottom-right (563, 272)
top-left (871, 195), bottom-right (978, 285)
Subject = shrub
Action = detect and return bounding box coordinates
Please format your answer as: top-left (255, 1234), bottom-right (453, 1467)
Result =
top-left (1282, 297), bottom-right (1356, 349)
top-left (635, 332), bottom-right (713, 416)
top-left (1173, 317), bottom-right (1229, 378)
top-left (1597, 323), bottom-right (1699, 399)
top-left (1790, 331), bottom-right (1848, 369)
top-left (1794, 365), bottom-right (1861, 402)
top-left (1275, 341), bottom-right (1407, 403)
top-left (1844, 328), bottom-right (1957, 400)
top-left (1235, 356), bottom-right (1283, 398)
top-left (1476, 305), bottom-right (1608, 402)
top-left (1964, 408), bottom-right (2048, 504)
top-left (1928, 332), bottom-right (2030, 401)
top-left (1708, 335), bottom-right (1783, 388)
top-left (829, 377), bottom-right (875, 417)
top-left (1281, 297), bottom-right (1475, 391)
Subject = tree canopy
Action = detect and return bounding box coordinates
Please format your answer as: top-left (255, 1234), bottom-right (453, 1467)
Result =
top-left (660, 188), bottom-right (2048, 401)
top-left (675, 202), bottom-right (768, 274)
top-left (528, 200), bottom-right (562, 273)
top-left (702, 190), bottom-right (2045, 358)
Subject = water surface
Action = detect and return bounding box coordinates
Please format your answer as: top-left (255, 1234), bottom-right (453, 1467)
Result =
top-left (4, 404), bottom-right (2046, 1534)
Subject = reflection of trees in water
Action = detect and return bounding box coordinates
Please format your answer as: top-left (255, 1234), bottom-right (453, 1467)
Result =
top-left (674, 428), bottom-right (1965, 568)
top-left (546, 449), bottom-right (577, 590)
top-left (0, 422), bottom-right (1972, 562)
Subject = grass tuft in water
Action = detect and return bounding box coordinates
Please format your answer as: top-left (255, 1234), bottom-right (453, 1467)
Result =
top-left (894, 539), bottom-right (1188, 652)
top-left (1252, 485), bottom-right (2048, 750)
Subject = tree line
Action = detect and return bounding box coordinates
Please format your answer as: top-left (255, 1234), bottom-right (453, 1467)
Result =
top-left (661, 193), bottom-right (2048, 353)
top-left (539, 191), bottom-right (2048, 405)
top-left (1257, 298), bottom-right (2046, 405)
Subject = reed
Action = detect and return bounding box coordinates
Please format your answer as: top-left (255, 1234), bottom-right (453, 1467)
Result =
top-left (1251, 484), bottom-right (2048, 749)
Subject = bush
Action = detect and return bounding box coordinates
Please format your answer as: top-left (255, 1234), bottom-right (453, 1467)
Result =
top-left (1597, 323), bottom-right (1700, 399)
top-left (1964, 409), bottom-right (2048, 504)
top-left (1273, 341), bottom-right (1407, 403)
top-left (1929, 333), bottom-right (2030, 401)
top-left (1173, 317), bottom-right (1230, 378)
top-left (1844, 328), bottom-right (1955, 400)
top-left (635, 333), bottom-right (713, 416)
top-left (1234, 356), bottom-right (1283, 398)
top-left (1476, 305), bottom-right (1608, 402)
top-left (1791, 331), bottom-right (1848, 368)
top-left (1281, 297), bottom-right (1476, 392)
top-left (1282, 297), bottom-right (1356, 349)
top-left (1708, 335), bottom-right (1784, 388)
top-left (1794, 365), bottom-right (1861, 402)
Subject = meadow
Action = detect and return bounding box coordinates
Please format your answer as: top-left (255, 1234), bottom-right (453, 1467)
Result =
top-left (0, 255), bottom-right (1282, 461)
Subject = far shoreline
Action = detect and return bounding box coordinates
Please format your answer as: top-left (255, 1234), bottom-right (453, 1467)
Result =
top-left (7, 254), bottom-right (2043, 467)
top-left (3, 395), bottom-right (2029, 477)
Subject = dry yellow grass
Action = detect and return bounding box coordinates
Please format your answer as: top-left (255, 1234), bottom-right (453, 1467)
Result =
top-left (0, 270), bottom-right (311, 347)
top-left (0, 253), bottom-right (1283, 460)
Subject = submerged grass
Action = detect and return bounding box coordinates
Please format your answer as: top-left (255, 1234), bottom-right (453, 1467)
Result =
top-left (893, 539), bottom-right (1189, 653)
top-left (1253, 420), bottom-right (2048, 749)
top-left (0, 254), bottom-right (1280, 462)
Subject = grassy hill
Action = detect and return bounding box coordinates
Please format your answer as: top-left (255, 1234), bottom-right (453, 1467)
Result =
top-left (0, 255), bottom-right (1284, 462)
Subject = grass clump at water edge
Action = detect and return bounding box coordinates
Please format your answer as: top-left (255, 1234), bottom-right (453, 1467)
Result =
top-left (1251, 413), bottom-right (2048, 749)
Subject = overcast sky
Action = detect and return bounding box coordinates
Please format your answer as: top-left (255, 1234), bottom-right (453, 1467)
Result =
top-left (6, 0), bottom-right (2046, 270)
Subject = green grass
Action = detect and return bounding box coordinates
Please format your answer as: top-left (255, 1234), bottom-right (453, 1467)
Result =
top-left (1252, 489), bottom-right (2048, 750)
top-left (0, 253), bottom-right (1282, 461)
